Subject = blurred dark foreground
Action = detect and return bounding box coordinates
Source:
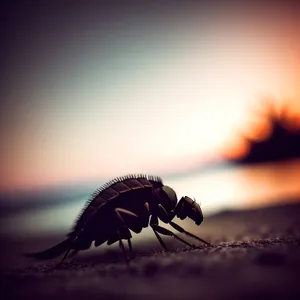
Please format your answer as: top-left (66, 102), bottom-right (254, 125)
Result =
top-left (1, 200), bottom-right (300, 300)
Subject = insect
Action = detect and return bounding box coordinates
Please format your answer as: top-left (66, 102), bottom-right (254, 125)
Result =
top-left (25, 174), bottom-right (210, 265)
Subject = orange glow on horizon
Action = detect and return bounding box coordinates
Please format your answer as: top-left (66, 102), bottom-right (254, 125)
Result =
top-left (241, 117), bottom-right (273, 143)
top-left (280, 101), bottom-right (300, 133)
top-left (220, 137), bottom-right (250, 161)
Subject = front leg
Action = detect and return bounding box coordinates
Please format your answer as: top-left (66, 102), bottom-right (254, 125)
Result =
top-left (169, 221), bottom-right (211, 246)
top-left (150, 214), bottom-right (195, 249)
top-left (157, 204), bottom-right (210, 247)
top-left (151, 224), bottom-right (195, 248)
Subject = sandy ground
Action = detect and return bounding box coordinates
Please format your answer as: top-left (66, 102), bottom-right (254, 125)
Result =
top-left (1, 202), bottom-right (300, 300)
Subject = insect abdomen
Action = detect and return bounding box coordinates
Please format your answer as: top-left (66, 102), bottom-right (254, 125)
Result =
top-left (70, 175), bottom-right (163, 237)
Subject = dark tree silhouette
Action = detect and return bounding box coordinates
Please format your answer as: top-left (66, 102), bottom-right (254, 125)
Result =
top-left (230, 99), bottom-right (300, 164)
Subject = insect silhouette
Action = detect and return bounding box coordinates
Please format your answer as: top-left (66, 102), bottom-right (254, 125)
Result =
top-left (25, 174), bottom-right (210, 265)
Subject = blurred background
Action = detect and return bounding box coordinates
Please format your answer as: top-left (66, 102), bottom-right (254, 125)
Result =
top-left (1, 1), bottom-right (299, 239)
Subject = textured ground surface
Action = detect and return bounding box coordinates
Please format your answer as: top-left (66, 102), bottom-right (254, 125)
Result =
top-left (1, 202), bottom-right (300, 300)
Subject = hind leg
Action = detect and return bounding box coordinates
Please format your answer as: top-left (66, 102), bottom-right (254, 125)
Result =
top-left (68, 249), bottom-right (79, 258)
top-left (118, 232), bottom-right (129, 264)
top-left (56, 249), bottom-right (71, 267)
top-left (106, 208), bottom-right (144, 263)
top-left (114, 207), bottom-right (144, 262)
top-left (56, 239), bottom-right (92, 267)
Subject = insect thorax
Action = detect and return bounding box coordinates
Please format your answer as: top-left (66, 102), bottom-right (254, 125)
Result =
top-left (152, 185), bottom-right (178, 213)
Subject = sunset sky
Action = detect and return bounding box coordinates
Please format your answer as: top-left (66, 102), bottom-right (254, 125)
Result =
top-left (2, 1), bottom-right (300, 191)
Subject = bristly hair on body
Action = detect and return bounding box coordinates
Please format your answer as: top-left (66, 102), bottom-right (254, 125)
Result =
top-left (24, 173), bottom-right (210, 264)
top-left (69, 174), bottom-right (163, 234)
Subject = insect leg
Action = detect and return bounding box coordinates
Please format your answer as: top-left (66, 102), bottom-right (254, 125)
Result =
top-left (169, 221), bottom-right (211, 246)
top-left (151, 224), bottom-right (195, 248)
top-left (118, 231), bottom-right (129, 264)
top-left (115, 208), bottom-right (143, 262)
top-left (141, 202), bottom-right (151, 227)
top-left (68, 249), bottom-right (79, 258)
top-left (127, 238), bottom-right (133, 256)
top-left (150, 215), bottom-right (168, 251)
top-left (56, 248), bottom-right (71, 268)
top-left (115, 208), bottom-right (143, 233)
top-left (152, 228), bottom-right (168, 251)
